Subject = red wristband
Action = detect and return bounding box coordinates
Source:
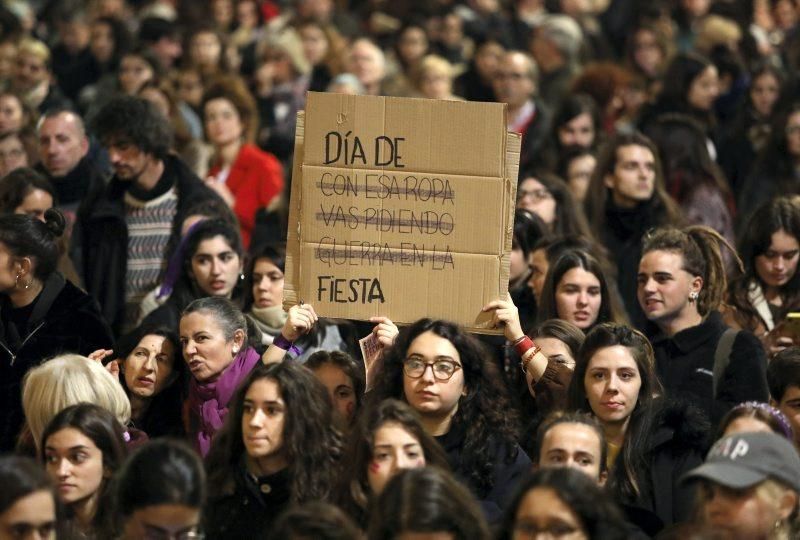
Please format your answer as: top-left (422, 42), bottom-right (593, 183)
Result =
top-left (514, 336), bottom-right (537, 357)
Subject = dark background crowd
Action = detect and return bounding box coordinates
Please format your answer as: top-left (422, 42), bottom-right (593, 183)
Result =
top-left (4, 0), bottom-right (800, 539)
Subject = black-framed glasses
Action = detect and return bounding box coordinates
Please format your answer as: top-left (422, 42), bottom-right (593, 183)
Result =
top-left (403, 357), bottom-right (462, 381)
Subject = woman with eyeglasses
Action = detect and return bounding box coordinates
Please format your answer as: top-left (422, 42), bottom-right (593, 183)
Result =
top-left (516, 171), bottom-right (593, 240)
top-left (370, 318), bottom-right (531, 524)
top-left (497, 468), bottom-right (630, 540)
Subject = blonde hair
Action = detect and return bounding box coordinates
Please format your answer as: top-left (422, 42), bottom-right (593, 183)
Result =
top-left (22, 354), bottom-right (131, 449)
top-left (17, 38), bottom-right (50, 67)
top-left (412, 55), bottom-right (455, 95)
top-left (698, 479), bottom-right (799, 539)
top-left (695, 15), bottom-right (742, 55)
top-left (757, 480), bottom-right (800, 540)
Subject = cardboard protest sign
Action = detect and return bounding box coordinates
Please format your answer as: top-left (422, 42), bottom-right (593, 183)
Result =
top-left (284, 92), bottom-right (520, 333)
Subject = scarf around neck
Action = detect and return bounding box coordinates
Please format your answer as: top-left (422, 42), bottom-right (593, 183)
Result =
top-left (249, 305), bottom-right (288, 338)
top-left (189, 346), bottom-right (261, 456)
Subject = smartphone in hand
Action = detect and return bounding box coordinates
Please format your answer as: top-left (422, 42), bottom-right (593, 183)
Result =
top-left (782, 312), bottom-right (800, 343)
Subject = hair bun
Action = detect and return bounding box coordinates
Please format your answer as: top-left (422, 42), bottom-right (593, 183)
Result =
top-left (43, 208), bottom-right (66, 238)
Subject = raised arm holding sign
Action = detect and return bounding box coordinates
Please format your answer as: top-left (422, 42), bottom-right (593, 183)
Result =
top-left (283, 93), bottom-right (520, 333)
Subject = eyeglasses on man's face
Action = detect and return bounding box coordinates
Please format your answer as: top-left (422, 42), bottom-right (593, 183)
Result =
top-left (403, 357), bottom-right (462, 381)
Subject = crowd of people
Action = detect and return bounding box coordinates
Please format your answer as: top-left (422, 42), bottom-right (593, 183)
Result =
top-left (5, 0), bottom-right (800, 539)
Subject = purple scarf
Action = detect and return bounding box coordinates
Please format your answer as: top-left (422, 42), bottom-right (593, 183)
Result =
top-left (189, 347), bottom-right (261, 456)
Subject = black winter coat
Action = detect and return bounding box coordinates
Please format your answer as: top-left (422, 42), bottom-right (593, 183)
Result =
top-left (649, 311), bottom-right (769, 425)
top-left (0, 273), bottom-right (113, 451)
top-left (614, 399), bottom-right (709, 537)
top-left (75, 155), bottom-right (221, 336)
top-left (601, 198), bottom-right (661, 331)
top-left (203, 463), bottom-right (291, 539)
top-left (435, 423), bottom-right (531, 525)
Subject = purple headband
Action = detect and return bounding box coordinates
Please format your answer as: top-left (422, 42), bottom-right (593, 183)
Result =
top-left (157, 218), bottom-right (208, 300)
top-left (729, 401), bottom-right (794, 441)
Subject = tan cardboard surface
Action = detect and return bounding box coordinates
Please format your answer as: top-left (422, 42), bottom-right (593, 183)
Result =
top-left (285, 92), bottom-right (519, 333)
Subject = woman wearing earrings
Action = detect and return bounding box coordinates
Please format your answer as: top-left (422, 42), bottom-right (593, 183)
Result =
top-left (0, 210), bottom-right (113, 452)
top-left (637, 225), bottom-right (769, 424)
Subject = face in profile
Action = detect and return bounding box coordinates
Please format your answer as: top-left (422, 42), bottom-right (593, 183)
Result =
top-left (179, 311), bottom-right (242, 383)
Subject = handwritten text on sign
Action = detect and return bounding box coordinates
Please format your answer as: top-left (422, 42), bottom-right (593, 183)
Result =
top-left (307, 132), bottom-right (463, 305)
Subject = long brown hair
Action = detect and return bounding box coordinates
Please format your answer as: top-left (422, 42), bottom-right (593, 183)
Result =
top-left (584, 132), bottom-right (683, 232)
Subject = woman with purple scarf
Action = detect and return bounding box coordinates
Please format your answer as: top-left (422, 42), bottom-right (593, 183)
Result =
top-left (181, 296), bottom-right (262, 456)
top-left (181, 295), bottom-right (321, 455)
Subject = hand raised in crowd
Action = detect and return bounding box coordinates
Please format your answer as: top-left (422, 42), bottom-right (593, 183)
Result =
top-left (481, 294), bottom-right (525, 342)
top-left (281, 302), bottom-right (319, 342)
top-left (86, 348), bottom-right (121, 379)
top-left (764, 324), bottom-right (796, 356)
top-left (370, 316), bottom-right (399, 349)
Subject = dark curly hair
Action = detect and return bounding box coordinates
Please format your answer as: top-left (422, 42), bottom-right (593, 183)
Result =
top-left (206, 361), bottom-right (342, 503)
top-left (370, 318), bottom-right (521, 498)
top-left (92, 95), bottom-right (172, 160)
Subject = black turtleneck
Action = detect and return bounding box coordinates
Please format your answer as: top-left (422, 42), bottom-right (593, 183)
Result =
top-left (126, 158), bottom-right (175, 202)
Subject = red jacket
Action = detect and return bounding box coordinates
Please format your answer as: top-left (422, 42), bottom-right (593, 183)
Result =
top-left (209, 143), bottom-right (283, 247)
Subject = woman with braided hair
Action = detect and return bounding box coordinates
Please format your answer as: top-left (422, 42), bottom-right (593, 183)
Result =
top-left (636, 225), bottom-right (768, 424)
